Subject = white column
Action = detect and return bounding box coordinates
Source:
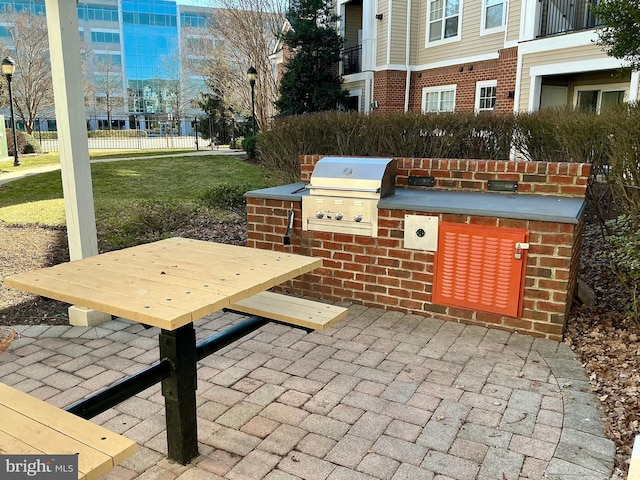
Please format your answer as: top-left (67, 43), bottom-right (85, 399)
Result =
top-left (45, 0), bottom-right (110, 326)
top-left (45, 0), bottom-right (98, 260)
top-left (519, 0), bottom-right (540, 41)
top-left (630, 71), bottom-right (640, 102)
top-left (361, 0), bottom-right (376, 71)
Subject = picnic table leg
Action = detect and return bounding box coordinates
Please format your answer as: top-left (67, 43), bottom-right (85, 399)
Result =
top-left (160, 323), bottom-right (198, 464)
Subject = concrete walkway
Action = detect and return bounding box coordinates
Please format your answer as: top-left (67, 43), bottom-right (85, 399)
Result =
top-left (0, 305), bottom-right (615, 480)
top-left (0, 148), bottom-right (245, 186)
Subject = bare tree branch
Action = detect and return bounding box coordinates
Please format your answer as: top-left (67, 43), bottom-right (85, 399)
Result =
top-left (0, 8), bottom-right (54, 133)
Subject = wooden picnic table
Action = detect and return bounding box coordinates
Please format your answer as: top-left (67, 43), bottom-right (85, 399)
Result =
top-left (4, 238), bottom-right (322, 465)
top-left (0, 383), bottom-right (137, 480)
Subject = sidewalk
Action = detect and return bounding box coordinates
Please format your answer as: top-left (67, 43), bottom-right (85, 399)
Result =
top-left (0, 305), bottom-right (616, 480)
top-left (0, 148), bottom-right (245, 186)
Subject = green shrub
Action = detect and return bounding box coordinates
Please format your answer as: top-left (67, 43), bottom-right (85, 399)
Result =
top-left (198, 183), bottom-right (254, 218)
top-left (605, 214), bottom-right (640, 325)
top-left (242, 135), bottom-right (258, 158)
top-left (231, 136), bottom-right (244, 150)
top-left (257, 111), bottom-right (518, 183)
top-left (88, 129), bottom-right (147, 138)
top-left (33, 131), bottom-right (58, 140)
top-left (6, 129), bottom-right (43, 156)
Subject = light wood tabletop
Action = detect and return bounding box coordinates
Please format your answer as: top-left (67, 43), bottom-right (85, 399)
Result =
top-left (4, 238), bottom-right (322, 331)
top-left (0, 383), bottom-right (137, 480)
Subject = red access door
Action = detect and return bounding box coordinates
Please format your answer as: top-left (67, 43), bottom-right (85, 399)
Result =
top-left (433, 223), bottom-right (529, 318)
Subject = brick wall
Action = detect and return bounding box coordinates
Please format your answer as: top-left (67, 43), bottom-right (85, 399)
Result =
top-left (372, 47), bottom-right (519, 113)
top-left (301, 155), bottom-right (590, 197)
top-left (373, 70), bottom-right (408, 113)
top-left (247, 156), bottom-right (590, 341)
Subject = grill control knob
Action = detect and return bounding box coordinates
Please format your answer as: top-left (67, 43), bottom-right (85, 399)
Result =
top-left (335, 212), bottom-right (343, 220)
top-left (416, 228), bottom-right (425, 238)
top-left (354, 214), bottom-right (363, 222)
top-left (316, 211), bottom-right (324, 219)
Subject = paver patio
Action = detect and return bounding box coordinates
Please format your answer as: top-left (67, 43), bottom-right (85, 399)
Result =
top-left (0, 304), bottom-right (615, 480)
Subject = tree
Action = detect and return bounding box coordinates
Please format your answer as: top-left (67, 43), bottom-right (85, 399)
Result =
top-left (191, 1), bottom-right (285, 130)
top-left (0, 8), bottom-right (54, 133)
top-left (592, 0), bottom-right (640, 70)
top-left (160, 46), bottom-right (203, 133)
top-left (92, 51), bottom-right (125, 130)
top-left (275, 0), bottom-right (348, 116)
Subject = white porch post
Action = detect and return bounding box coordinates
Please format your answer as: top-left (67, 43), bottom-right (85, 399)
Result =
top-left (45, 0), bottom-right (110, 326)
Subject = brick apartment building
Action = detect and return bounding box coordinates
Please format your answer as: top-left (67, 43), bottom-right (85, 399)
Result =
top-left (273, 0), bottom-right (640, 115)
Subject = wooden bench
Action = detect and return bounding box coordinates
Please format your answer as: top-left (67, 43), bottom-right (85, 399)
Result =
top-left (229, 291), bottom-right (348, 331)
top-left (0, 383), bottom-right (137, 480)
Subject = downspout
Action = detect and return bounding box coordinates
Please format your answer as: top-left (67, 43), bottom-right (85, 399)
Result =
top-left (403, 0), bottom-right (412, 112)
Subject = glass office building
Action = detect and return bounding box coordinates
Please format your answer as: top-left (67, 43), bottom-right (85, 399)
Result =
top-left (0, 0), bottom-right (209, 130)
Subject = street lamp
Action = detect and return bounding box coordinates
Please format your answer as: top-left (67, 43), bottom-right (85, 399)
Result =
top-left (2, 56), bottom-right (20, 166)
top-left (247, 66), bottom-right (257, 137)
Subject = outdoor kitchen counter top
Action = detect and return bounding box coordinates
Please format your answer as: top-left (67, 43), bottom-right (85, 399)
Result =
top-left (246, 184), bottom-right (585, 224)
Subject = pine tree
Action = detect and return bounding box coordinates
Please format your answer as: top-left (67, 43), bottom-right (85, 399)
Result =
top-left (275, 0), bottom-right (349, 116)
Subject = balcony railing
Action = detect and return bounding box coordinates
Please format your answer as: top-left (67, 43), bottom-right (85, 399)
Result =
top-left (537, 0), bottom-right (602, 37)
top-left (342, 45), bottom-right (362, 75)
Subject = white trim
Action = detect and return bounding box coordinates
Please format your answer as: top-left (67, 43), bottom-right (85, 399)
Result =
top-left (343, 71), bottom-right (375, 83)
top-left (513, 51), bottom-right (524, 112)
top-left (425, 0), bottom-right (463, 48)
top-left (386, 0), bottom-right (392, 65)
top-left (373, 64), bottom-right (411, 72)
top-left (373, 52), bottom-right (499, 73)
top-left (526, 60), bottom-right (630, 111)
top-left (421, 84), bottom-right (457, 113)
top-left (631, 71), bottom-right (640, 102)
top-left (404, 0), bottom-right (412, 112)
top-left (475, 79), bottom-right (498, 112)
top-left (480, 0), bottom-right (507, 37)
top-left (519, 30), bottom-right (599, 54)
top-left (528, 75), bottom-right (542, 111)
top-left (529, 57), bottom-right (626, 77)
top-left (519, 0), bottom-right (539, 41)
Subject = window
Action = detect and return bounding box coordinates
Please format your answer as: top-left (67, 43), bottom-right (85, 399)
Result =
top-left (481, 0), bottom-right (506, 34)
top-left (94, 53), bottom-right (122, 66)
top-left (475, 80), bottom-right (497, 112)
top-left (427, 0), bottom-right (461, 44)
top-left (574, 84), bottom-right (628, 114)
top-left (91, 31), bottom-right (120, 44)
top-left (422, 85), bottom-right (456, 113)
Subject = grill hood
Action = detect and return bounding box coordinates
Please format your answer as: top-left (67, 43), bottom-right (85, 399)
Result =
top-left (307, 157), bottom-right (397, 199)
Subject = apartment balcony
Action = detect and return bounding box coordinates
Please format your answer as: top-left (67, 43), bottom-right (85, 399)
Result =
top-left (342, 45), bottom-right (362, 75)
top-left (537, 0), bottom-right (602, 38)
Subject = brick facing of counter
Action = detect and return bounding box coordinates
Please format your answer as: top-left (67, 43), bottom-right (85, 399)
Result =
top-left (248, 157), bottom-right (590, 340)
top-left (300, 155), bottom-right (590, 197)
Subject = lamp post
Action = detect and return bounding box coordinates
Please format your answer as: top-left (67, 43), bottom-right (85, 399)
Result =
top-left (2, 56), bottom-right (20, 166)
top-left (247, 66), bottom-right (257, 137)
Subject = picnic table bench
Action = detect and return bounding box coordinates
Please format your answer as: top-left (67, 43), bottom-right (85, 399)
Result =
top-left (0, 383), bottom-right (136, 480)
top-left (3, 238), bottom-right (346, 466)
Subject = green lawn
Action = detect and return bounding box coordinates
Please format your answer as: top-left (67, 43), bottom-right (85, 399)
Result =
top-left (0, 155), bottom-right (267, 227)
top-left (0, 149), bottom-right (195, 173)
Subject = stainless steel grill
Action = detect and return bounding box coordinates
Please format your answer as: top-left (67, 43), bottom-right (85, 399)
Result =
top-left (302, 157), bottom-right (397, 237)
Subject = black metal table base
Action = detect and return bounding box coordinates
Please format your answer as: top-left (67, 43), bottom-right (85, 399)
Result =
top-left (65, 315), bottom-right (270, 465)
